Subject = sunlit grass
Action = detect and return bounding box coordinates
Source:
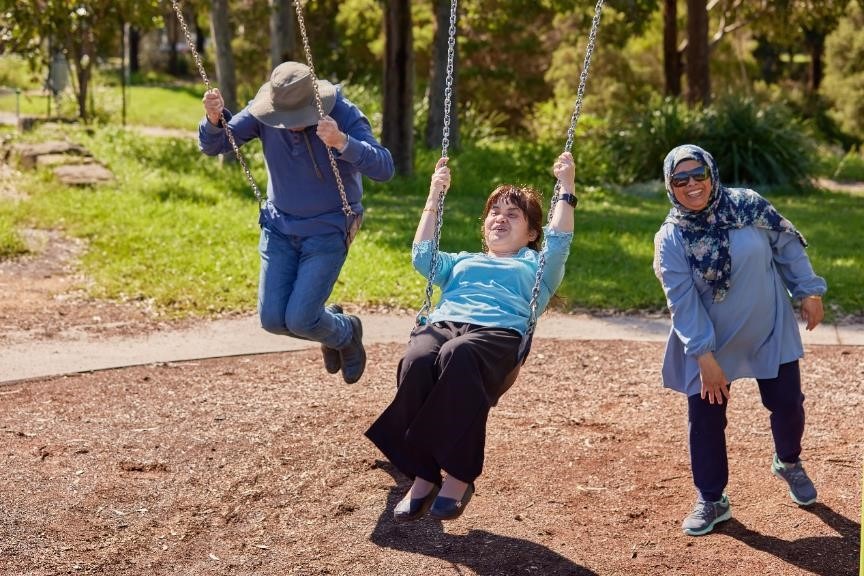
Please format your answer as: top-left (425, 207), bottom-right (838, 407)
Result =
top-left (3, 124), bottom-right (863, 322)
top-left (0, 84), bottom-right (205, 131)
top-left (0, 207), bottom-right (27, 259)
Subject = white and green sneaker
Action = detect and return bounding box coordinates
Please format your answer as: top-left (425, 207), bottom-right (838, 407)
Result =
top-left (681, 494), bottom-right (732, 536)
top-left (771, 454), bottom-right (817, 506)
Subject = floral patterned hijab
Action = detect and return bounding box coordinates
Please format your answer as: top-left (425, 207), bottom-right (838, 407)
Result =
top-left (662, 144), bottom-right (807, 303)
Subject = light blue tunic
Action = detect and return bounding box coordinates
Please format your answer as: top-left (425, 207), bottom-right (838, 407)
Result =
top-left (413, 227), bottom-right (572, 335)
top-left (654, 224), bottom-right (827, 396)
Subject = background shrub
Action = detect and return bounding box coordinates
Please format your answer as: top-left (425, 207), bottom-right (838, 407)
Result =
top-left (604, 95), bottom-right (817, 188)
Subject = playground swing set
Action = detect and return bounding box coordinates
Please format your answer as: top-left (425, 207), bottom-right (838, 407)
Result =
top-left (170, 0), bottom-right (606, 389)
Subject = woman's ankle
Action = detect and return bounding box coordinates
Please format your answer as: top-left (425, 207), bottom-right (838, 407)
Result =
top-left (439, 474), bottom-right (469, 499)
top-left (408, 477), bottom-right (436, 499)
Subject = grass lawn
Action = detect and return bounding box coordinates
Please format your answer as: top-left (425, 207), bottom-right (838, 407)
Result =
top-left (2, 124), bottom-right (863, 321)
top-left (0, 84), bottom-right (205, 131)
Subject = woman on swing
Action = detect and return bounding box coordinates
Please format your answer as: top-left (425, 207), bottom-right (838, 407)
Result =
top-left (366, 151), bottom-right (577, 521)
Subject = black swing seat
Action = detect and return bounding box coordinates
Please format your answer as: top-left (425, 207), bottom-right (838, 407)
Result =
top-left (493, 333), bottom-right (533, 406)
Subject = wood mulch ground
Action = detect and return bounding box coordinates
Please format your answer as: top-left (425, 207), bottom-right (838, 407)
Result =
top-left (1, 340), bottom-right (861, 575)
top-left (0, 175), bottom-right (860, 575)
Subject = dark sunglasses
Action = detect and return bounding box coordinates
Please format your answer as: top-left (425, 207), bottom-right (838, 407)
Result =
top-left (670, 165), bottom-right (710, 187)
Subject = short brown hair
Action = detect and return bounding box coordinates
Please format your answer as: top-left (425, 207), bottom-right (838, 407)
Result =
top-left (480, 185), bottom-right (544, 252)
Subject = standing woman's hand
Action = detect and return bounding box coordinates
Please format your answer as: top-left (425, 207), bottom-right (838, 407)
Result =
top-left (697, 352), bottom-right (731, 404)
top-left (801, 295), bottom-right (824, 331)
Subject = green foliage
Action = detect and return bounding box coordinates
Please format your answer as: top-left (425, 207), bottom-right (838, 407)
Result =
top-left (1, 2), bottom-right (163, 76)
top-left (0, 207), bottom-right (27, 261)
top-left (11, 126), bottom-right (261, 314)
top-left (606, 97), bottom-right (700, 184)
top-left (0, 82), bottom-right (204, 131)
top-left (97, 84), bottom-right (204, 131)
top-left (339, 80), bottom-right (384, 135)
top-left (0, 55), bottom-right (41, 90)
top-left (750, 0), bottom-right (851, 48)
top-left (828, 148), bottom-right (864, 182)
top-left (2, 123), bottom-right (862, 322)
top-left (698, 96), bottom-right (816, 187)
top-left (607, 95), bottom-right (818, 187)
top-left (771, 189), bottom-right (864, 319)
top-left (333, 0), bottom-right (386, 74)
top-left (823, 2), bottom-right (864, 140)
top-left (460, 102), bottom-right (510, 145)
top-left (781, 91), bottom-right (861, 151)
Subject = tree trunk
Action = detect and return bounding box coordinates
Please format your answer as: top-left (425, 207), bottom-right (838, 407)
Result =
top-left (167, 6), bottom-right (180, 75)
top-left (663, 0), bottom-right (681, 97)
top-left (425, 0), bottom-right (459, 151)
top-left (803, 27), bottom-right (825, 94)
top-left (382, 0), bottom-right (414, 176)
top-left (269, 0), bottom-right (296, 69)
top-left (129, 26), bottom-right (140, 73)
top-left (74, 24), bottom-right (94, 121)
top-left (195, 16), bottom-right (205, 55)
top-left (686, 0), bottom-right (710, 106)
top-left (210, 0), bottom-right (237, 113)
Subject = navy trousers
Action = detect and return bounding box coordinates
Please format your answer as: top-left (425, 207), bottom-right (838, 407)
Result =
top-left (687, 360), bottom-right (806, 502)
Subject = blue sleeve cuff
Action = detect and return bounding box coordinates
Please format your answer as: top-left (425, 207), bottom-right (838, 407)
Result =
top-left (202, 118), bottom-right (224, 134)
top-left (544, 226), bottom-right (574, 250)
top-left (336, 135), bottom-right (362, 163)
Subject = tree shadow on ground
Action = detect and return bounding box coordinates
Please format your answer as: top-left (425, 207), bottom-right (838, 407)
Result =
top-left (723, 503), bottom-right (860, 576)
top-left (368, 461), bottom-right (598, 576)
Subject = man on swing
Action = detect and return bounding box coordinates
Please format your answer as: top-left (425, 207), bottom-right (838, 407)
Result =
top-left (199, 61), bottom-right (395, 384)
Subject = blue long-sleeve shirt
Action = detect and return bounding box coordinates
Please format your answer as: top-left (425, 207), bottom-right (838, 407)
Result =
top-left (413, 227), bottom-right (573, 335)
top-left (199, 91), bottom-right (394, 236)
top-left (654, 223), bottom-right (827, 396)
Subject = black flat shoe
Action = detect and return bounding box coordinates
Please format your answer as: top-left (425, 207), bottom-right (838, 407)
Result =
top-left (393, 485), bottom-right (440, 522)
top-left (429, 483), bottom-right (475, 521)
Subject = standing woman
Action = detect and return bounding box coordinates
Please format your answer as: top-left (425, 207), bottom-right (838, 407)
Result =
top-left (653, 144), bottom-right (827, 536)
top-left (366, 152), bottom-right (577, 522)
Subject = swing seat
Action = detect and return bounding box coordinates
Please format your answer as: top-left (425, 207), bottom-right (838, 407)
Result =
top-left (492, 336), bottom-right (532, 406)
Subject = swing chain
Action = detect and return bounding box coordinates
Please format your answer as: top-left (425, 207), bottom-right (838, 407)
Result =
top-left (440, 0), bottom-right (458, 159)
top-left (524, 0), bottom-right (604, 343)
top-left (293, 1), bottom-right (354, 218)
top-left (563, 0), bottom-right (605, 155)
top-left (170, 0), bottom-right (263, 205)
top-left (416, 0), bottom-right (458, 327)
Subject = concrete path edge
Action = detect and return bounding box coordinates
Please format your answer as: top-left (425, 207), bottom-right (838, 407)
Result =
top-left (3, 313), bottom-right (863, 384)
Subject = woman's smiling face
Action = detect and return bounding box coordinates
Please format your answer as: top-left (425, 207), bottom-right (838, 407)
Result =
top-left (670, 159), bottom-right (712, 212)
top-left (483, 199), bottom-right (537, 256)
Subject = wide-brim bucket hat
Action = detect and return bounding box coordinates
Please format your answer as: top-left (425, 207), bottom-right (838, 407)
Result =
top-left (248, 61), bottom-right (337, 129)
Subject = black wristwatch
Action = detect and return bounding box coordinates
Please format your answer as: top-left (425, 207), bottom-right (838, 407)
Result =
top-left (555, 192), bottom-right (578, 208)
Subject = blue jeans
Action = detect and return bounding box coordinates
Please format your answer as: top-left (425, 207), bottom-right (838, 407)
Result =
top-left (257, 222), bottom-right (352, 349)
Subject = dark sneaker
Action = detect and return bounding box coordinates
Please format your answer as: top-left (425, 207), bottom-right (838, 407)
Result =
top-left (772, 453), bottom-right (817, 506)
top-left (682, 495), bottom-right (731, 536)
top-left (320, 304), bottom-right (344, 374)
top-left (339, 315), bottom-right (366, 384)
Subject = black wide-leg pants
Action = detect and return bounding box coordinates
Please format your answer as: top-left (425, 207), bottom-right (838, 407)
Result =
top-left (365, 321), bottom-right (522, 485)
